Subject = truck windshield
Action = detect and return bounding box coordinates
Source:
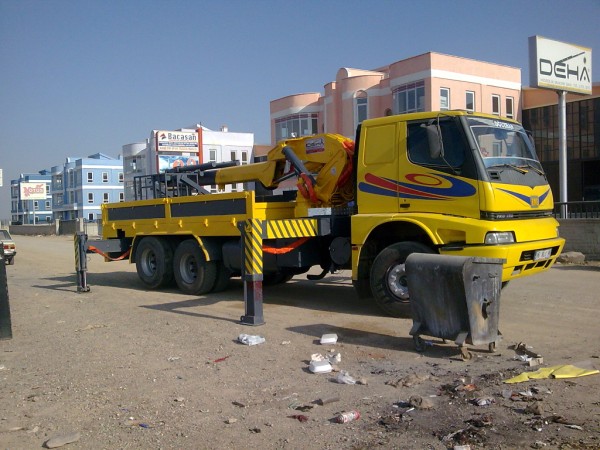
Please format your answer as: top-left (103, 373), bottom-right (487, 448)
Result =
top-left (467, 117), bottom-right (543, 173)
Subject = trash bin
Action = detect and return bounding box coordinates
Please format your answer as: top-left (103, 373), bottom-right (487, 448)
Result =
top-left (405, 254), bottom-right (504, 359)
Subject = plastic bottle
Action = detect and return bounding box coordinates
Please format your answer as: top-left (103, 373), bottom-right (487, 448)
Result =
top-left (335, 410), bottom-right (360, 423)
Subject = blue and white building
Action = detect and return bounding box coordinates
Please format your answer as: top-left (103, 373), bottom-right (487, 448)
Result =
top-left (51, 153), bottom-right (124, 221)
top-left (10, 171), bottom-right (53, 224)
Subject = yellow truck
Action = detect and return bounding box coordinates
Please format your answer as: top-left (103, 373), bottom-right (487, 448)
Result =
top-left (88, 111), bottom-right (564, 318)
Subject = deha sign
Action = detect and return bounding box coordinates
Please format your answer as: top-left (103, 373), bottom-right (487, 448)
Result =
top-left (539, 52), bottom-right (591, 83)
top-left (529, 35), bottom-right (592, 95)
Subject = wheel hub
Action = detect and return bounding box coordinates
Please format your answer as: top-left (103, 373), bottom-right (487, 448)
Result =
top-left (387, 263), bottom-right (409, 299)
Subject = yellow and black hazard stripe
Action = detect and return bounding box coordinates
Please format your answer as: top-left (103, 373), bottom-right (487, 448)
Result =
top-left (264, 219), bottom-right (318, 239)
top-left (244, 219), bottom-right (264, 278)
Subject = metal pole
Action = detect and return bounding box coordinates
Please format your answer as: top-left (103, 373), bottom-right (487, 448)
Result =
top-left (74, 232), bottom-right (90, 292)
top-left (0, 247), bottom-right (12, 340)
top-left (239, 219), bottom-right (265, 326)
top-left (558, 90), bottom-right (568, 219)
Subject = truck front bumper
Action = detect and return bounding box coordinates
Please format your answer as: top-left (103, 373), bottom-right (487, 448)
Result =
top-left (439, 236), bottom-right (565, 282)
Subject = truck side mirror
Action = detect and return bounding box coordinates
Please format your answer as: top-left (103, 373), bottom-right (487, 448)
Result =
top-left (423, 124), bottom-right (443, 159)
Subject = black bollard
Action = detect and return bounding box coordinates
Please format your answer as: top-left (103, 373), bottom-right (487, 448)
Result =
top-left (0, 246), bottom-right (12, 340)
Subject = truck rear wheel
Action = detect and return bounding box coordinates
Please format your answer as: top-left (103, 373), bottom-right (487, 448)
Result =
top-left (173, 239), bottom-right (217, 295)
top-left (135, 237), bottom-right (174, 289)
top-left (370, 241), bottom-right (434, 318)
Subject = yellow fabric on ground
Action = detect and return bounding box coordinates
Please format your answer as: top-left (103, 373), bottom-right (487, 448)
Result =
top-left (504, 365), bottom-right (599, 384)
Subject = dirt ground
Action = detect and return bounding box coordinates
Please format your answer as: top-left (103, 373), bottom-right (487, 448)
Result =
top-left (1, 235), bottom-right (599, 450)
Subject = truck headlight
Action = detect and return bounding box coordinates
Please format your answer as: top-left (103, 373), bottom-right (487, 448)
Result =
top-left (485, 231), bottom-right (515, 244)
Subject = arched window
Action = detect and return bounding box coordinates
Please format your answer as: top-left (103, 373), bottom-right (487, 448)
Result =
top-left (355, 91), bottom-right (368, 130)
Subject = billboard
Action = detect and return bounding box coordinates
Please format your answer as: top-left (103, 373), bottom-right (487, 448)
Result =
top-left (20, 182), bottom-right (47, 200)
top-left (155, 130), bottom-right (199, 152)
top-left (529, 36), bottom-right (592, 94)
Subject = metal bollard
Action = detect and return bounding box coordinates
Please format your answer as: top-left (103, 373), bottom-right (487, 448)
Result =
top-left (74, 232), bottom-right (90, 293)
top-left (0, 246), bottom-right (12, 340)
top-left (239, 219), bottom-right (265, 326)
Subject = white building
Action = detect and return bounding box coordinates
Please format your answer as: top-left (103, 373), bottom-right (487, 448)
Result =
top-left (122, 125), bottom-right (254, 201)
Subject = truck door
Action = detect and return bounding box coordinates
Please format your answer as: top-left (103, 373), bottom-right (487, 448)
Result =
top-left (402, 117), bottom-right (480, 218)
top-left (355, 121), bottom-right (401, 214)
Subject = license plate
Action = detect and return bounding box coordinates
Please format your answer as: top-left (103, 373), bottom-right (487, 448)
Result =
top-left (534, 248), bottom-right (552, 261)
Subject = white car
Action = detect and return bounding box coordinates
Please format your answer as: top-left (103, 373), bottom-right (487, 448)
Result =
top-left (0, 229), bottom-right (16, 265)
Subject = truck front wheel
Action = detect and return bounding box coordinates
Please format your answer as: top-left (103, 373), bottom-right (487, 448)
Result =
top-left (370, 242), bottom-right (434, 317)
top-left (173, 239), bottom-right (217, 295)
top-left (135, 237), bottom-right (174, 289)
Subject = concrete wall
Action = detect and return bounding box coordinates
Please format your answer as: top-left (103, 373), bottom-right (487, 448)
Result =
top-left (9, 223), bottom-right (56, 236)
top-left (9, 219), bottom-right (101, 237)
top-left (558, 219), bottom-right (600, 260)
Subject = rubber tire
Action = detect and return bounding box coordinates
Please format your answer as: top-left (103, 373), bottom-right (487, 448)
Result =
top-left (7, 256), bottom-right (14, 266)
top-left (212, 262), bottom-right (232, 293)
top-left (370, 241), bottom-right (434, 318)
top-left (173, 239), bottom-right (217, 295)
top-left (135, 237), bottom-right (174, 289)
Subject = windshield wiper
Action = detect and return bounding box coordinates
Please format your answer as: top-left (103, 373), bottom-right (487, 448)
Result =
top-left (518, 163), bottom-right (545, 177)
top-left (487, 163), bottom-right (528, 174)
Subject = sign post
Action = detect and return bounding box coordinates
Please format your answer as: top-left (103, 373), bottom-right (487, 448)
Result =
top-left (528, 36), bottom-right (592, 218)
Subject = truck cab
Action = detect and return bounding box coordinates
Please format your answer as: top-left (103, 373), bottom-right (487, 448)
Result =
top-left (351, 111), bottom-right (564, 316)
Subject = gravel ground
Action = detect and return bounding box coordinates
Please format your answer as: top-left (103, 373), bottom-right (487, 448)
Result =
top-left (1, 235), bottom-right (599, 449)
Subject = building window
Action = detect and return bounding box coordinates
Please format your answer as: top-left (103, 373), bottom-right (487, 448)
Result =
top-left (88, 193), bottom-right (94, 203)
top-left (34, 201), bottom-right (39, 211)
top-left (440, 88), bottom-right (450, 110)
top-left (45, 201), bottom-right (50, 209)
top-left (209, 149), bottom-right (217, 162)
top-left (466, 91), bottom-right (475, 112)
top-left (230, 150), bottom-right (236, 162)
top-left (102, 172), bottom-right (108, 183)
top-left (355, 91), bottom-right (368, 129)
top-left (492, 95), bottom-right (501, 116)
top-left (88, 213), bottom-right (94, 221)
top-left (241, 152), bottom-right (248, 164)
top-left (506, 97), bottom-right (514, 119)
top-left (103, 193), bottom-right (109, 203)
top-left (119, 192), bottom-right (124, 202)
top-left (393, 80), bottom-right (425, 114)
top-left (87, 172), bottom-right (93, 183)
top-left (118, 172), bottom-right (124, 183)
top-left (275, 113), bottom-right (318, 142)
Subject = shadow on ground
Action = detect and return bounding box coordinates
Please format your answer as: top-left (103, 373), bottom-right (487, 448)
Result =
top-left (286, 323), bottom-right (488, 360)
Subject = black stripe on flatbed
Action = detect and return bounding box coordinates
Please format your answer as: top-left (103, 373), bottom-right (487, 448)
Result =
top-left (107, 204), bottom-right (166, 221)
top-left (170, 198), bottom-right (247, 217)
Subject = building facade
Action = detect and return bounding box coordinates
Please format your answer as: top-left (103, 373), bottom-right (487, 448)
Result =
top-left (10, 171), bottom-right (52, 224)
top-left (50, 153), bottom-right (124, 221)
top-left (270, 52), bottom-right (522, 143)
top-left (122, 126), bottom-right (255, 201)
top-left (522, 83), bottom-right (600, 202)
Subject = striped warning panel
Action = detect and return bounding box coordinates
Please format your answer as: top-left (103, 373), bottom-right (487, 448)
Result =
top-left (265, 219), bottom-right (318, 239)
top-left (244, 219), bottom-right (263, 276)
top-left (74, 234), bottom-right (80, 271)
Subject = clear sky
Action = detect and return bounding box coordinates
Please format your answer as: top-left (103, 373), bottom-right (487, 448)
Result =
top-left (1, 0), bottom-right (599, 220)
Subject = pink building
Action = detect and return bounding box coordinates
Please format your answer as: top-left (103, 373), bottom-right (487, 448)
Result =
top-left (270, 52), bottom-right (521, 144)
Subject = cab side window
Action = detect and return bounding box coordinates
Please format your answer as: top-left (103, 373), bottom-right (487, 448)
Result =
top-left (407, 119), bottom-right (466, 174)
